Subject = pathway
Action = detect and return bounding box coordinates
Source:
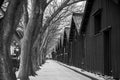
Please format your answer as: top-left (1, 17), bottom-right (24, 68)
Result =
top-left (29, 60), bottom-right (92, 80)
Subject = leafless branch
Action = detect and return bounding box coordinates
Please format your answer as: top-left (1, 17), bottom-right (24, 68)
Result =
top-left (44, 0), bottom-right (69, 26)
top-left (47, 0), bottom-right (53, 6)
top-left (35, 0), bottom-right (85, 52)
top-left (0, 8), bottom-right (5, 16)
top-left (66, 0), bottom-right (85, 7)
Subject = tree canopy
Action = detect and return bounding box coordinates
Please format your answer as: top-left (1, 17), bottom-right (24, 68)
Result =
top-left (0, 0), bottom-right (86, 80)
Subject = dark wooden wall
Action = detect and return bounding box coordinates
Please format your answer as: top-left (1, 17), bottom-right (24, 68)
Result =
top-left (56, 0), bottom-right (120, 79)
top-left (107, 0), bottom-right (120, 78)
top-left (83, 0), bottom-right (120, 78)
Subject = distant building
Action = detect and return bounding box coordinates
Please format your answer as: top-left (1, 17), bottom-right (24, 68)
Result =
top-left (63, 27), bottom-right (70, 64)
top-left (69, 13), bottom-right (83, 67)
top-left (10, 26), bottom-right (23, 55)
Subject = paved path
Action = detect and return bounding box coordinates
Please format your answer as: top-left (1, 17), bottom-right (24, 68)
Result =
top-left (29, 60), bottom-right (92, 80)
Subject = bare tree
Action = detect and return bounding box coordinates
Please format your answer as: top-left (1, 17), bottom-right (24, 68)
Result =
top-left (17, 0), bottom-right (85, 80)
top-left (0, 0), bottom-right (85, 80)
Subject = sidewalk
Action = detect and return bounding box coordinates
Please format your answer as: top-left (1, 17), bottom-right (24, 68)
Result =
top-left (56, 61), bottom-right (114, 80)
top-left (29, 60), bottom-right (94, 80)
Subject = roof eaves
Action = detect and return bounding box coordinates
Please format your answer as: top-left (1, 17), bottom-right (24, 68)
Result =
top-left (72, 13), bottom-right (83, 33)
top-left (80, 0), bottom-right (94, 34)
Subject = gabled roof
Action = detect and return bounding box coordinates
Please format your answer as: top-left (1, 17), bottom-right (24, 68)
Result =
top-left (69, 17), bottom-right (77, 42)
top-left (72, 13), bottom-right (83, 33)
top-left (59, 36), bottom-right (63, 48)
top-left (80, 0), bottom-right (94, 34)
top-left (59, 33), bottom-right (64, 47)
top-left (64, 27), bottom-right (70, 41)
top-left (63, 30), bottom-right (67, 46)
top-left (69, 13), bottom-right (83, 42)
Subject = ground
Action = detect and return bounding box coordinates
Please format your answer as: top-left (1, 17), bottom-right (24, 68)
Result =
top-left (29, 60), bottom-right (92, 80)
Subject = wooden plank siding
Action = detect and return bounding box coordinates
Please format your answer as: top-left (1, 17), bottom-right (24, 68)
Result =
top-left (108, 1), bottom-right (120, 78)
top-left (55, 0), bottom-right (120, 78)
top-left (63, 29), bottom-right (68, 64)
top-left (80, 0), bottom-right (120, 79)
top-left (68, 13), bottom-right (83, 68)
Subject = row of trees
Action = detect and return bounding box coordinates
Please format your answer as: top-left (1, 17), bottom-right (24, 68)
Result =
top-left (0, 0), bottom-right (85, 80)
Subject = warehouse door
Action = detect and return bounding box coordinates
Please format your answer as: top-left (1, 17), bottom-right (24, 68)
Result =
top-left (104, 29), bottom-right (112, 76)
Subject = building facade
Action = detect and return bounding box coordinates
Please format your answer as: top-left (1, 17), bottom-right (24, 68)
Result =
top-left (80, 0), bottom-right (120, 79)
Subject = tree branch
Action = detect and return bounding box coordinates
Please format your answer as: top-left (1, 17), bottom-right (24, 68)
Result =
top-left (0, 8), bottom-right (5, 17)
top-left (44, 0), bottom-right (69, 28)
top-left (47, 0), bottom-right (53, 6)
top-left (66, 0), bottom-right (85, 7)
top-left (35, 0), bottom-right (84, 51)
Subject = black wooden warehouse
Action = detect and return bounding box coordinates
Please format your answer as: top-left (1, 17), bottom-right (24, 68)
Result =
top-left (54, 0), bottom-right (120, 79)
top-left (69, 13), bottom-right (83, 68)
top-left (80, 0), bottom-right (120, 79)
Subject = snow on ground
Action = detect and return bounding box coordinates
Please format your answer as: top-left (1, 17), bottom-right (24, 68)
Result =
top-left (29, 60), bottom-right (92, 80)
top-left (57, 61), bottom-right (115, 80)
top-left (15, 60), bottom-right (115, 80)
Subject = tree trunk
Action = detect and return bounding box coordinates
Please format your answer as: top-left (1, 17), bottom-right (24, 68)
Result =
top-left (0, 0), bottom-right (22, 80)
top-left (27, 1), bottom-right (47, 74)
top-left (31, 0), bottom-right (71, 65)
top-left (18, 0), bottom-right (41, 80)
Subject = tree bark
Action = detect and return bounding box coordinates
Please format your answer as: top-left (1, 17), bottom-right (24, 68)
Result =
top-left (0, 0), bottom-right (22, 80)
top-left (18, 0), bottom-right (41, 80)
top-left (17, 0), bottom-right (84, 80)
top-left (28, 0), bottom-right (47, 73)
